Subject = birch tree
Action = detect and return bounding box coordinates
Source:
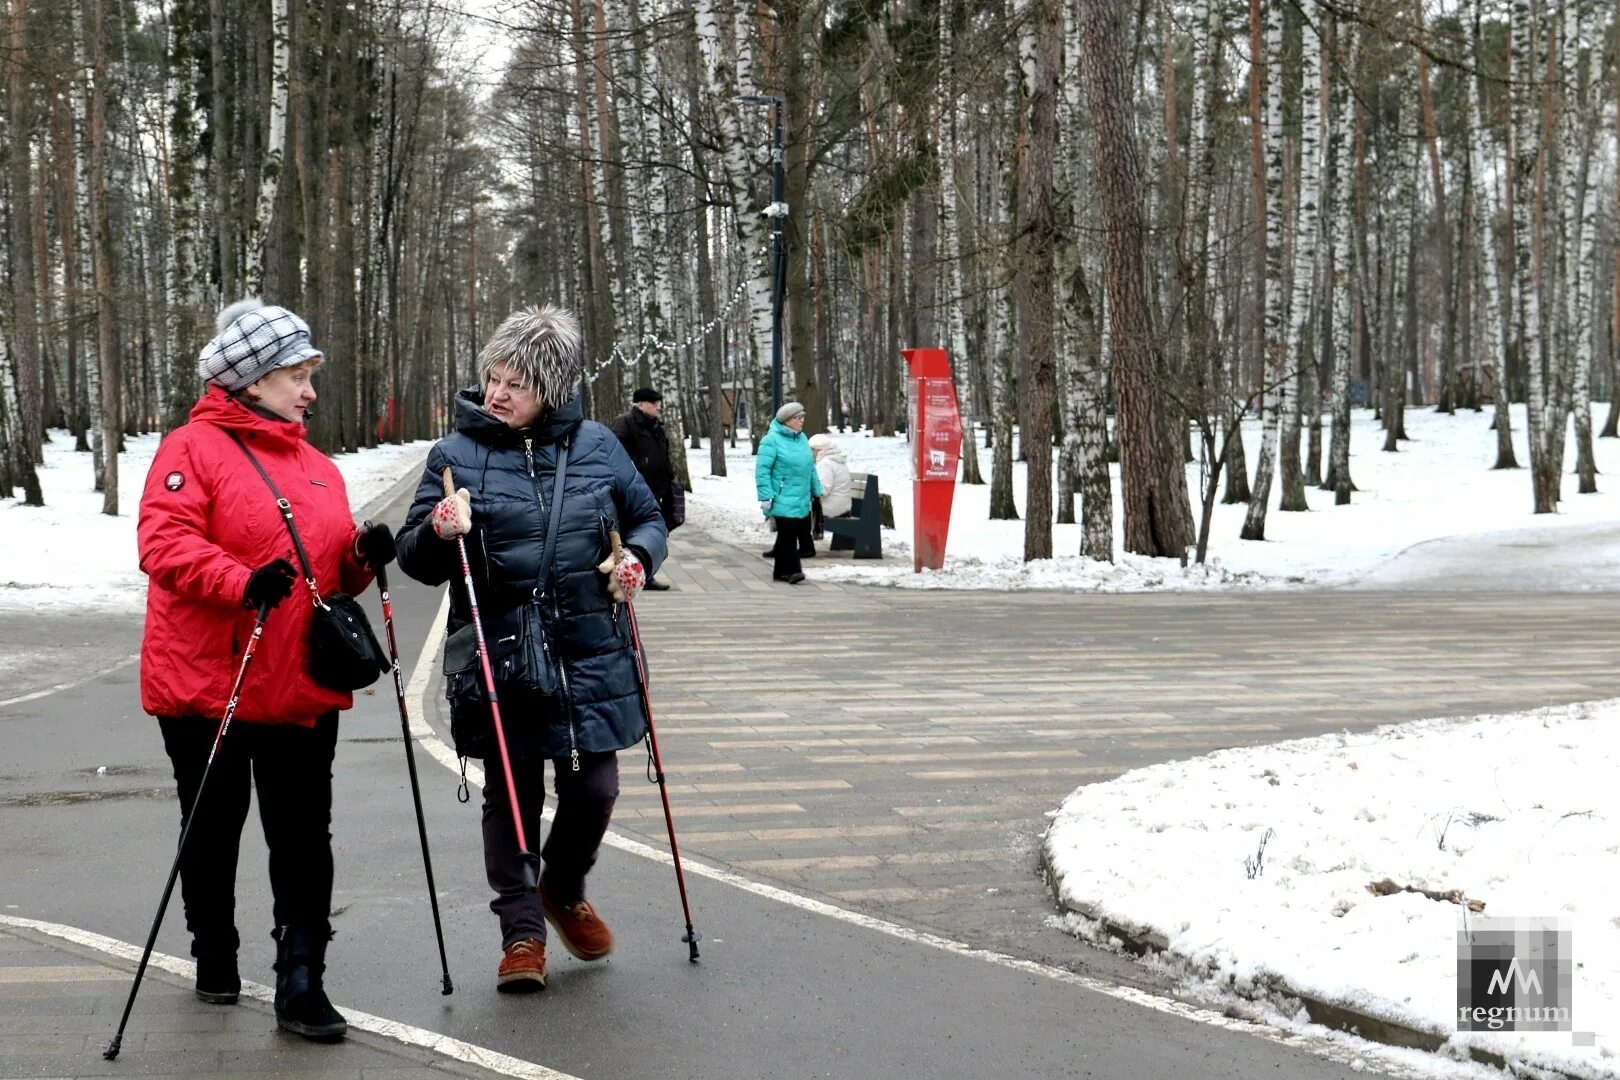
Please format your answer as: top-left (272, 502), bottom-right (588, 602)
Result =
top-left (1279, 0), bottom-right (1323, 513)
top-left (1470, 0), bottom-right (1518, 469)
top-left (4, 0), bottom-right (44, 503)
top-left (1241, 0), bottom-right (1287, 540)
top-left (244, 0), bottom-right (290, 295)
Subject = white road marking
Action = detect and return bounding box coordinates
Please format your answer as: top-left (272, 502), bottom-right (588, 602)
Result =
top-left (0, 913), bottom-right (583, 1080)
top-left (0, 654), bottom-right (138, 708)
top-left (402, 593), bottom-right (1437, 1079)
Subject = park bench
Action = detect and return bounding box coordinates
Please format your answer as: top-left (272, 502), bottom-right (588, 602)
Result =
top-left (824, 472), bottom-right (891, 559)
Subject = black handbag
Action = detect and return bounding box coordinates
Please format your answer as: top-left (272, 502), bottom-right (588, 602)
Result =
top-left (669, 480), bottom-right (685, 529)
top-left (442, 437), bottom-right (569, 709)
top-left (230, 434), bottom-right (390, 692)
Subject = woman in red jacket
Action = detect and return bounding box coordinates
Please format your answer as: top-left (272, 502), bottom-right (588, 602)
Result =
top-left (137, 299), bottom-right (393, 1042)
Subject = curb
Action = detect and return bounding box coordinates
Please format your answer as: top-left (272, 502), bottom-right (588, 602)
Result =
top-left (1037, 847), bottom-right (1585, 1080)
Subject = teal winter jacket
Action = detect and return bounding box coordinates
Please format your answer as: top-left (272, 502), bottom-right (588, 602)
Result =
top-left (755, 420), bottom-right (822, 519)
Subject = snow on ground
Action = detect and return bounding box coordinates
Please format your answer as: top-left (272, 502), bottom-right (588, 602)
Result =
top-left (1042, 700), bottom-right (1619, 1079)
top-left (685, 404), bottom-right (1620, 591)
top-left (0, 428), bottom-right (433, 614)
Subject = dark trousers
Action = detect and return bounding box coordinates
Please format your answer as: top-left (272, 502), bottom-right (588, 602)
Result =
top-left (481, 751), bottom-right (619, 948)
top-left (158, 712), bottom-right (339, 960)
top-left (771, 515), bottom-right (813, 578)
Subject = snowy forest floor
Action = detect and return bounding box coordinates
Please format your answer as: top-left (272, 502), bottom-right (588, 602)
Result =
top-left (685, 403), bottom-right (1620, 593)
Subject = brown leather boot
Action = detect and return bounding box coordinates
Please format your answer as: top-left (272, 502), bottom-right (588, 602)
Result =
top-left (542, 897), bottom-right (613, 961)
top-left (496, 938), bottom-right (547, 992)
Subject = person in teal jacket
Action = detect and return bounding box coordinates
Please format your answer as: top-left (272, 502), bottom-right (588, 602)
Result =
top-left (756, 401), bottom-right (822, 584)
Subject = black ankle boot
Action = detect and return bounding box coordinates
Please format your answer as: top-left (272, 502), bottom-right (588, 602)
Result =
top-left (272, 927), bottom-right (347, 1041)
top-left (194, 953), bottom-right (240, 1004)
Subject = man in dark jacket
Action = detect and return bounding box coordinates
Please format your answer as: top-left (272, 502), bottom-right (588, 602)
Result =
top-left (608, 387), bottom-right (678, 590)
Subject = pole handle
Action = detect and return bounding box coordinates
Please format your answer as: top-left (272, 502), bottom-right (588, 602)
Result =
top-left (609, 528), bottom-right (624, 564)
top-left (441, 466), bottom-right (455, 498)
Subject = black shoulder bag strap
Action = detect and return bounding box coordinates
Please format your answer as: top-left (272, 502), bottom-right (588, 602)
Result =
top-left (226, 431), bottom-right (324, 608)
top-left (530, 436), bottom-right (571, 600)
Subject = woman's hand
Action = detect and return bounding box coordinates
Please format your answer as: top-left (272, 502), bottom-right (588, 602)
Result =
top-left (243, 559), bottom-right (297, 610)
top-left (353, 521), bottom-right (396, 568)
top-left (431, 489), bottom-right (471, 539)
top-left (596, 550), bottom-right (645, 604)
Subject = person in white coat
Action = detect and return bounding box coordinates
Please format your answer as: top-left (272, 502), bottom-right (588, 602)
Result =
top-left (809, 434), bottom-right (852, 539)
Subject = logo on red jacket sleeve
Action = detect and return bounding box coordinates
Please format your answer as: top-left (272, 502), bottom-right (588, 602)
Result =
top-left (164, 471), bottom-right (184, 491)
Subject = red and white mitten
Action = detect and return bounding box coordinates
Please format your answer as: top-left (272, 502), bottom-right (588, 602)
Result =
top-left (431, 488), bottom-right (472, 539)
top-left (596, 551), bottom-right (645, 604)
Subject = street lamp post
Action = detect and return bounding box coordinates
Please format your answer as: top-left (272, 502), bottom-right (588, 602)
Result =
top-left (734, 94), bottom-right (788, 414)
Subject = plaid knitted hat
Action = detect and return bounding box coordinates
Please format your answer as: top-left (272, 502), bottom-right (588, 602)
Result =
top-left (197, 299), bottom-right (323, 391)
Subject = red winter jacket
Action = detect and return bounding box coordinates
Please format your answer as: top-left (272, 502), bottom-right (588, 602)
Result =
top-left (137, 386), bottom-right (374, 727)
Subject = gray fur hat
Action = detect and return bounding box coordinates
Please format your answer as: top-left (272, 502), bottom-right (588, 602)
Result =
top-left (197, 299), bottom-right (323, 391)
top-left (477, 304), bottom-right (583, 409)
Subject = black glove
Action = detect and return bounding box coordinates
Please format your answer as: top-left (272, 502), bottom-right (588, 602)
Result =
top-left (354, 521), bottom-right (396, 569)
top-left (243, 558), bottom-right (297, 611)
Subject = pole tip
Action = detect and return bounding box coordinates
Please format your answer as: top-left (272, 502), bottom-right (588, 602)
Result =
top-left (103, 1036), bottom-right (122, 1060)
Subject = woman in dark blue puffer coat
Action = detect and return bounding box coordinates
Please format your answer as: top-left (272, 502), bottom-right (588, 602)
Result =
top-left (395, 305), bottom-right (667, 993)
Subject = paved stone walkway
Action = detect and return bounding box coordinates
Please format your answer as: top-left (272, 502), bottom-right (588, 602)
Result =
top-left (9, 510), bottom-right (1620, 1076)
top-left (624, 524), bottom-right (1620, 972)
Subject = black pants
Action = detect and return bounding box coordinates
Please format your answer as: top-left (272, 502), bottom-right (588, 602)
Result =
top-left (771, 515), bottom-right (813, 578)
top-left (158, 712), bottom-right (339, 960)
top-left (482, 751), bottom-right (619, 949)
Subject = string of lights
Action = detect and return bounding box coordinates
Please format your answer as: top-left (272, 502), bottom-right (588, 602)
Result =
top-left (582, 248), bottom-right (766, 387)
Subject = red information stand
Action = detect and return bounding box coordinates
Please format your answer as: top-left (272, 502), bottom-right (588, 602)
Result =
top-left (903, 348), bottom-right (962, 573)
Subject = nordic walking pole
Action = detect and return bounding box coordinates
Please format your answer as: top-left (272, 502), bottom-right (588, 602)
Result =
top-left (610, 529), bottom-right (701, 961)
top-left (105, 601), bottom-right (276, 1061)
top-left (442, 467), bottom-right (539, 890)
top-left (368, 535), bottom-right (454, 996)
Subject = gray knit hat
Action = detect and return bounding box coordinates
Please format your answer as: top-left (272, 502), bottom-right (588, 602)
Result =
top-left (776, 401), bottom-right (806, 424)
top-left (197, 299), bottom-right (323, 391)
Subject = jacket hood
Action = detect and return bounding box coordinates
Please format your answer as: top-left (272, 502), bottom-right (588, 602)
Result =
top-left (808, 436), bottom-right (846, 464)
top-left (188, 384), bottom-right (309, 452)
top-left (454, 387), bottom-right (585, 446)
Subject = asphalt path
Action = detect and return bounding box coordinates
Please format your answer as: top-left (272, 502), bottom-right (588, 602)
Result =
top-left (12, 478), bottom-right (1620, 1078)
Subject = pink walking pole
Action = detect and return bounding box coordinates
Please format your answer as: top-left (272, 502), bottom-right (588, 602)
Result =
top-left (611, 529), bottom-right (700, 960)
top-left (443, 467), bottom-right (538, 889)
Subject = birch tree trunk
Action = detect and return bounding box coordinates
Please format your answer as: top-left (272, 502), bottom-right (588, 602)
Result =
top-left (989, 55), bottom-right (1020, 521)
top-left (938, 0), bottom-right (983, 486)
top-left (5, 0), bottom-right (44, 503)
top-left (1514, 0), bottom-right (1556, 511)
top-left (1567, 0), bottom-right (1599, 493)
top-left (1241, 0), bottom-right (1286, 540)
top-left (86, 0), bottom-right (119, 514)
top-left (695, 0), bottom-right (774, 445)
top-left (1279, 0), bottom-right (1321, 512)
top-left (1324, 13), bottom-right (1357, 501)
top-left (1472, 0), bottom-right (1519, 469)
top-left (245, 0), bottom-right (289, 296)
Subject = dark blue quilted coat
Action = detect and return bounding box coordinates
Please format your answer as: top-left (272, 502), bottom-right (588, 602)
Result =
top-left (395, 389), bottom-right (668, 760)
